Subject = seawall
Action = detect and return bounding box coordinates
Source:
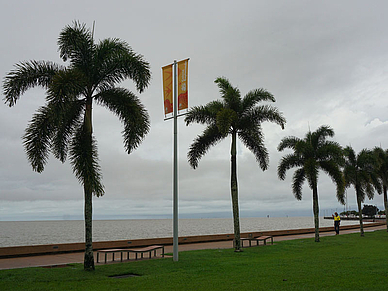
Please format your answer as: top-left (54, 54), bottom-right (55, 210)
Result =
top-left (0, 222), bottom-right (385, 258)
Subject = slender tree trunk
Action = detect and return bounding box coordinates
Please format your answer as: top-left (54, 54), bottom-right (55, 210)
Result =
top-left (384, 186), bottom-right (388, 232)
top-left (84, 183), bottom-right (94, 270)
top-left (356, 189), bottom-right (364, 237)
top-left (312, 182), bottom-right (320, 242)
top-left (83, 98), bottom-right (95, 270)
top-left (230, 131), bottom-right (241, 251)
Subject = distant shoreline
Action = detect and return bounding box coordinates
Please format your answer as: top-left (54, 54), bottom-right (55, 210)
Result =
top-left (323, 216), bottom-right (386, 221)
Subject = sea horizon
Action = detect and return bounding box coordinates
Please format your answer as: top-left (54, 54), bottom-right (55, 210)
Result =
top-left (0, 207), bottom-right (349, 222)
top-left (0, 216), bottom-right (366, 248)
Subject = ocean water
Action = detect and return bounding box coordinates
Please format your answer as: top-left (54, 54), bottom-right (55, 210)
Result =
top-left (0, 217), bottom-right (362, 248)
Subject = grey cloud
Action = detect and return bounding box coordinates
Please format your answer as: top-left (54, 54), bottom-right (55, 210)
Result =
top-left (1, 0), bottom-right (388, 220)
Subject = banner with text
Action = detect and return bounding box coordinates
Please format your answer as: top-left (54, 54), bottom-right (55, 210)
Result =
top-left (177, 59), bottom-right (189, 111)
top-left (162, 64), bottom-right (173, 115)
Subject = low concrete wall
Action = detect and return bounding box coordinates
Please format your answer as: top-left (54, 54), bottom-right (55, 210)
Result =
top-left (0, 222), bottom-right (385, 258)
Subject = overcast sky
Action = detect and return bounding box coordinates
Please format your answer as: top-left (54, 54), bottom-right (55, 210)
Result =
top-left (1, 0), bottom-right (387, 221)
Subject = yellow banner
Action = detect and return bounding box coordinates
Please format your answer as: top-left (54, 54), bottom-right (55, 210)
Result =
top-left (177, 59), bottom-right (189, 111)
top-left (162, 64), bottom-right (173, 115)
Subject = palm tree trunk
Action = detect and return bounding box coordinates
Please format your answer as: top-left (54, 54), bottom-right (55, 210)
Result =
top-left (83, 98), bottom-right (95, 270)
top-left (84, 183), bottom-right (94, 270)
top-left (230, 131), bottom-right (241, 251)
top-left (356, 191), bottom-right (364, 237)
top-left (384, 186), bottom-right (388, 232)
top-left (312, 182), bottom-right (320, 242)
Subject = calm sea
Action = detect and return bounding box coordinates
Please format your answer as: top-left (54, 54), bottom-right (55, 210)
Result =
top-left (0, 217), bottom-right (361, 248)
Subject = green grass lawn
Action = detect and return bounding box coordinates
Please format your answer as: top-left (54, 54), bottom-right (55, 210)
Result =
top-left (1, 230), bottom-right (387, 291)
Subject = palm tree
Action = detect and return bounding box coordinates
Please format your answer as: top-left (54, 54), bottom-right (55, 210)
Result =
top-left (277, 125), bottom-right (345, 242)
top-left (343, 146), bottom-right (381, 236)
top-left (373, 147), bottom-right (388, 231)
top-left (2, 22), bottom-right (151, 270)
top-left (185, 77), bottom-right (286, 251)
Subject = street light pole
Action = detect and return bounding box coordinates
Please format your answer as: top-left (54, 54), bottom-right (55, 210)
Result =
top-left (173, 60), bottom-right (178, 262)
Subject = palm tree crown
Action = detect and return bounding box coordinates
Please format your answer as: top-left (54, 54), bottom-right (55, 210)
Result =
top-left (185, 77), bottom-right (286, 251)
top-left (343, 146), bottom-right (381, 236)
top-left (277, 125), bottom-right (345, 242)
top-left (2, 22), bottom-right (151, 270)
top-left (186, 77), bottom-right (286, 169)
top-left (372, 147), bottom-right (388, 231)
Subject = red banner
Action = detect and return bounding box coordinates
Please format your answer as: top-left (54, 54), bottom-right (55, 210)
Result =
top-left (162, 64), bottom-right (173, 115)
top-left (177, 59), bottom-right (189, 111)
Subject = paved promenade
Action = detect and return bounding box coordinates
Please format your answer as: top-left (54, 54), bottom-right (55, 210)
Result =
top-left (0, 224), bottom-right (385, 270)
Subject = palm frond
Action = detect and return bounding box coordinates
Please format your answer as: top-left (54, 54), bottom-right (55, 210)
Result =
top-left (41, 69), bottom-right (87, 162)
top-left (22, 105), bottom-right (56, 172)
top-left (185, 101), bottom-right (223, 126)
top-left (277, 153), bottom-right (303, 180)
top-left (343, 146), bottom-right (357, 164)
top-left (95, 88), bottom-right (150, 154)
top-left (343, 165), bottom-right (356, 187)
top-left (372, 147), bottom-right (388, 189)
top-left (214, 77), bottom-right (233, 98)
top-left (69, 123), bottom-right (104, 197)
top-left (3, 61), bottom-right (62, 106)
top-left (316, 140), bottom-right (343, 162)
top-left (320, 160), bottom-right (345, 204)
top-left (369, 172), bottom-right (382, 195)
top-left (238, 128), bottom-right (269, 170)
top-left (313, 125), bottom-right (335, 144)
top-left (187, 124), bottom-right (226, 169)
top-left (58, 21), bottom-right (94, 66)
top-left (214, 77), bottom-right (241, 111)
top-left (278, 136), bottom-right (301, 152)
top-left (365, 182), bottom-right (375, 200)
top-left (358, 149), bottom-right (374, 166)
top-left (241, 89), bottom-right (275, 112)
top-left (51, 99), bottom-right (84, 162)
top-left (242, 105), bottom-right (286, 129)
top-left (292, 168), bottom-right (305, 200)
top-left (356, 186), bottom-right (366, 203)
top-left (118, 50), bottom-right (151, 93)
top-left (94, 39), bottom-right (151, 93)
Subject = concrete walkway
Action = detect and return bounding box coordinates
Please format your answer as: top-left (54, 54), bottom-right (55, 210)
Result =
top-left (0, 225), bottom-right (385, 270)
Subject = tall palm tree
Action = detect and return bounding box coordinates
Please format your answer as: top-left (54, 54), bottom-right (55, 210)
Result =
top-left (2, 22), bottom-right (151, 270)
top-left (373, 147), bottom-right (388, 231)
top-left (343, 146), bottom-right (381, 236)
top-left (277, 125), bottom-right (345, 242)
top-left (185, 77), bottom-right (286, 251)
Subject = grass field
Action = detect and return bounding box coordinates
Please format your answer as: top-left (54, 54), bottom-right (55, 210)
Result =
top-left (1, 230), bottom-right (387, 290)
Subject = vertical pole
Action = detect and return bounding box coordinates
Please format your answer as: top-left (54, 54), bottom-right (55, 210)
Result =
top-left (173, 60), bottom-right (179, 261)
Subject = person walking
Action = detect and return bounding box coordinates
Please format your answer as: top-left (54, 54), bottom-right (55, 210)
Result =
top-left (333, 212), bottom-right (341, 235)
